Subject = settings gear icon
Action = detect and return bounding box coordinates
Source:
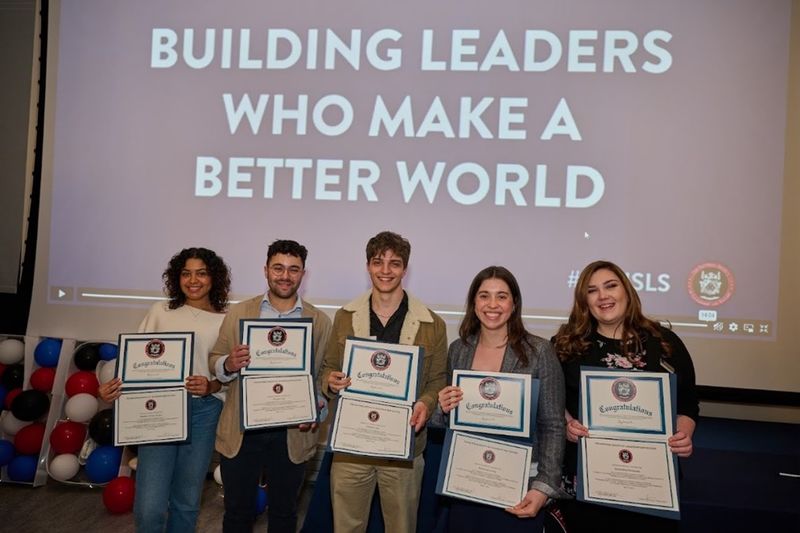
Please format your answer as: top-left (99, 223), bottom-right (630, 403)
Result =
top-left (728, 322), bottom-right (739, 332)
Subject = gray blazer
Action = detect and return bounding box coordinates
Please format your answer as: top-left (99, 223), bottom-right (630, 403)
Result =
top-left (436, 333), bottom-right (566, 498)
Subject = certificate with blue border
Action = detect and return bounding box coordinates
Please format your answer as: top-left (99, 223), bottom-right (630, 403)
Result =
top-left (450, 370), bottom-right (533, 439)
top-left (240, 318), bottom-right (312, 375)
top-left (113, 386), bottom-right (190, 446)
top-left (328, 396), bottom-right (414, 460)
top-left (341, 337), bottom-right (420, 404)
top-left (239, 373), bottom-right (317, 430)
top-left (436, 429), bottom-right (532, 509)
top-left (116, 332), bottom-right (193, 388)
top-left (577, 368), bottom-right (680, 519)
top-left (581, 369), bottom-right (672, 438)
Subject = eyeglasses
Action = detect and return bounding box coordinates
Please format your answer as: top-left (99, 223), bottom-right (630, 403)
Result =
top-left (269, 264), bottom-right (303, 276)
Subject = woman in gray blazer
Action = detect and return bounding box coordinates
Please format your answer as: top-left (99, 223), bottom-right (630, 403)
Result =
top-left (437, 266), bottom-right (565, 532)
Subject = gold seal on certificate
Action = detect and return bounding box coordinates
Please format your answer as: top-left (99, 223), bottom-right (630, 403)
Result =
top-left (450, 370), bottom-right (532, 439)
top-left (113, 331), bottom-right (194, 446)
top-left (577, 369), bottom-right (680, 518)
top-left (328, 337), bottom-right (421, 460)
top-left (436, 431), bottom-right (532, 509)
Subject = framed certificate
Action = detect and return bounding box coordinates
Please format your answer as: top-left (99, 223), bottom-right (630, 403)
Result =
top-left (329, 397), bottom-right (414, 460)
top-left (240, 318), bottom-right (313, 375)
top-left (578, 437), bottom-right (679, 516)
top-left (450, 370), bottom-right (534, 439)
top-left (114, 387), bottom-right (189, 445)
top-left (341, 337), bottom-right (420, 403)
top-left (577, 368), bottom-right (680, 519)
top-left (240, 374), bottom-right (317, 430)
top-left (581, 369), bottom-right (673, 438)
top-left (116, 332), bottom-right (193, 388)
top-left (436, 430), bottom-right (532, 509)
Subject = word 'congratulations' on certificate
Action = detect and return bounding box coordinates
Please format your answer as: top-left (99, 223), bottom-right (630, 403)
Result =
top-left (238, 318), bottom-right (317, 430)
top-left (113, 332), bottom-right (194, 446)
top-left (329, 337), bottom-right (422, 460)
top-left (578, 369), bottom-right (679, 519)
top-left (450, 370), bottom-right (532, 439)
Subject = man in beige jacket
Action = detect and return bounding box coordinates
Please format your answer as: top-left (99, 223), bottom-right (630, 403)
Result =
top-left (210, 240), bottom-right (332, 533)
top-left (319, 231), bottom-right (447, 533)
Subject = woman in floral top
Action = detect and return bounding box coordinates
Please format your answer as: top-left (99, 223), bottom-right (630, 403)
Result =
top-left (553, 260), bottom-right (699, 533)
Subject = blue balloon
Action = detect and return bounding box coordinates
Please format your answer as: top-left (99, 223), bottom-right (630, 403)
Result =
top-left (0, 384), bottom-right (7, 410)
top-left (256, 485), bottom-right (268, 515)
top-left (98, 343), bottom-right (119, 361)
top-left (34, 338), bottom-right (62, 368)
top-left (8, 454), bottom-right (38, 482)
top-left (85, 445), bottom-right (123, 484)
top-left (0, 439), bottom-right (15, 466)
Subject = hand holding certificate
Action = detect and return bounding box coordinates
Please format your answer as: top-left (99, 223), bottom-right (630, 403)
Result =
top-left (436, 370), bottom-right (537, 509)
top-left (237, 318), bottom-right (318, 430)
top-left (328, 337), bottom-right (421, 460)
top-left (577, 369), bottom-right (680, 519)
top-left (114, 332), bottom-right (194, 446)
top-left (449, 370), bottom-right (534, 439)
top-left (437, 431), bottom-right (532, 509)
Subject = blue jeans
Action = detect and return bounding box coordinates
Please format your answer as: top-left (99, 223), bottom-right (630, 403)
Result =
top-left (134, 395), bottom-right (223, 533)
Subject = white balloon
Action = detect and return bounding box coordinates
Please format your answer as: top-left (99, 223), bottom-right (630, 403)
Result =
top-left (0, 338), bottom-right (24, 364)
top-left (64, 393), bottom-right (99, 423)
top-left (97, 360), bottom-right (116, 385)
top-left (49, 453), bottom-right (80, 481)
top-left (1, 412), bottom-right (31, 435)
top-left (213, 464), bottom-right (223, 485)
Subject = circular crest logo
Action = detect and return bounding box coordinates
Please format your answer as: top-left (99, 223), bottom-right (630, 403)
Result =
top-left (267, 327), bottom-right (287, 346)
top-left (611, 378), bottom-right (637, 402)
top-left (368, 410), bottom-right (380, 422)
top-left (272, 383), bottom-right (284, 394)
top-left (145, 340), bottom-right (165, 358)
top-left (370, 350), bottom-right (391, 370)
top-left (687, 262), bottom-right (735, 307)
top-left (478, 377), bottom-right (501, 400)
top-left (482, 450), bottom-right (496, 464)
top-left (618, 449), bottom-right (633, 463)
top-left (145, 399), bottom-right (157, 411)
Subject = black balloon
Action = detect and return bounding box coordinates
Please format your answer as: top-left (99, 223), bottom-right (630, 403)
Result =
top-left (89, 408), bottom-right (114, 446)
top-left (74, 343), bottom-right (101, 371)
top-left (10, 390), bottom-right (51, 421)
top-left (1, 364), bottom-right (24, 390)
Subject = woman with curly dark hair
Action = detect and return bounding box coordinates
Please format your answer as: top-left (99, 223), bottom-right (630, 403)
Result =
top-left (553, 260), bottom-right (699, 533)
top-left (99, 247), bottom-right (231, 532)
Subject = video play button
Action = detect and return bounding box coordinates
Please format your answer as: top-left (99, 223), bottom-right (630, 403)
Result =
top-left (50, 286), bottom-right (74, 301)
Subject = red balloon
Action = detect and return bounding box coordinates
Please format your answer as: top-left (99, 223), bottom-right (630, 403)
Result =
top-left (103, 476), bottom-right (135, 514)
top-left (49, 420), bottom-right (87, 455)
top-left (14, 422), bottom-right (46, 455)
top-left (65, 371), bottom-right (99, 397)
top-left (4, 387), bottom-right (22, 409)
top-left (0, 362), bottom-right (6, 379)
top-left (30, 367), bottom-right (57, 393)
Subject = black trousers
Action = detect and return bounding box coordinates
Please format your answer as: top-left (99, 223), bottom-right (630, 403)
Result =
top-left (220, 428), bottom-right (307, 533)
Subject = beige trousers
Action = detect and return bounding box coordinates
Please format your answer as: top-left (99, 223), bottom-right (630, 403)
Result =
top-left (330, 454), bottom-right (425, 533)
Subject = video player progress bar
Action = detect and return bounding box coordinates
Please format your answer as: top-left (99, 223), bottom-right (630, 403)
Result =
top-left (81, 293), bottom-right (707, 329)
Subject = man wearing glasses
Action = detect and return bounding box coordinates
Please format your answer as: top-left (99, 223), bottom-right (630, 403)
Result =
top-left (210, 239), bottom-right (332, 533)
